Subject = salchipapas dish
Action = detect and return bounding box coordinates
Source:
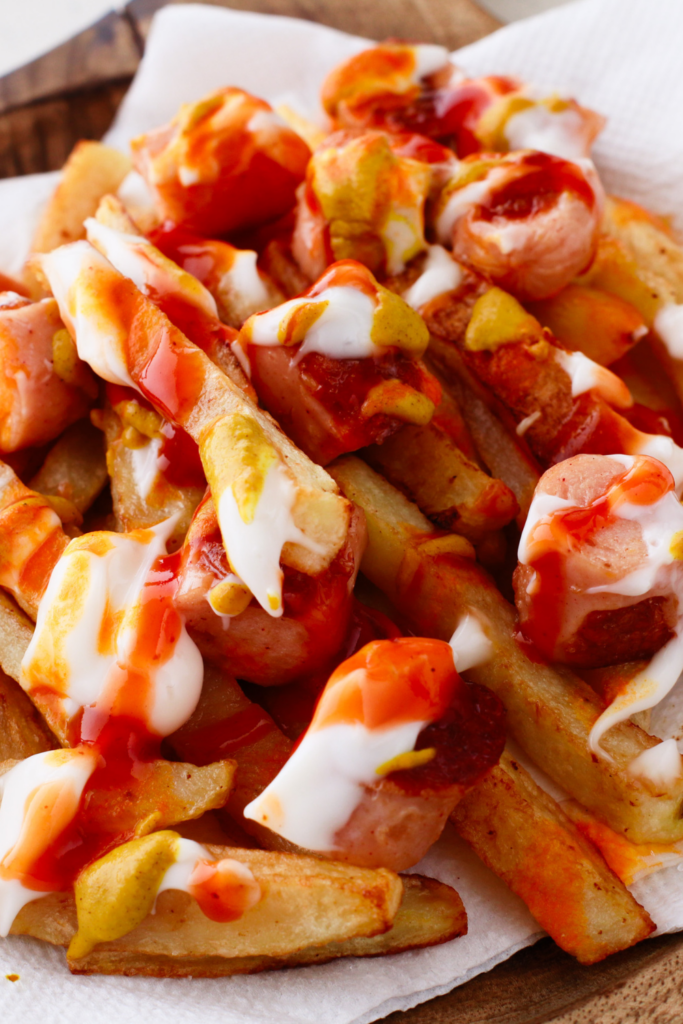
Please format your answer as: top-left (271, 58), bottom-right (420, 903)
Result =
top-left (2, 40), bottom-right (683, 978)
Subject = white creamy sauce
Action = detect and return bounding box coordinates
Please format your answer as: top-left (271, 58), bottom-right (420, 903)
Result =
top-left (247, 286), bottom-right (381, 361)
top-left (628, 737), bottom-right (683, 787)
top-left (654, 304), bottom-right (683, 360)
top-left (0, 292), bottom-right (27, 309)
top-left (244, 718), bottom-right (427, 851)
top-left (380, 211), bottom-right (424, 277)
top-left (411, 44), bottom-right (449, 82)
top-left (634, 434), bottom-right (683, 496)
top-left (553, 347), bottom-right (631, 407)
top-left (85, 218), bottom-right (218, 319)
top-left (21, 518), bottom-right (203, 737)
top-left (130, 436), bottom-right (168, 500)
top-left (221, 249), bottom-right (271, 312)
top-left (435, 174), bottom-right (498, 244)
top-left (449, 612), bottom-right (493, 672)
top-left (504, 105), bottom-right (588, 161)
top-left (516, 410), bottom-right (541, 436)
top-left (39, 241), bottom-right (138, 391)
top-left (0, 749), bottom-right (97, 935)
top-left (216, 458), bottom-right (324, 617)
top-left (117, 170), bottom-right (156, 212)
top-left (402, 245), bottom-right (463, 310)
top-left (517, 491), bottom-right (574, 567)
top-left (154, 837), bottom-right (258, 906)
top-left (247, 109), bottom-right (286, 136)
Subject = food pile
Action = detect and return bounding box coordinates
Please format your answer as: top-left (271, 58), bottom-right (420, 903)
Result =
top-left (1, 41), bottom-right (683, 977)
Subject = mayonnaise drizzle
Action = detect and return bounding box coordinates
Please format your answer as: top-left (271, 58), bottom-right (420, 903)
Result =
top-left (654, 303), bottom-right (683, 360)
top-left (245, 286), bottom-right (380, 361)
top-left (628, 737), bottom-right (683, 788)
top-left (129, 437), bottom-right (168, 501)
top-left (244, 717), bottom-right (427, 851)
top-left (38, 241), bottom-right (138, 390)
top-left (411, 44), bottom-right (449, 82)
top-left (504, 105), bottom-right (589, 161)
top-left (449, 611), bottom-right (493, 672)
top-left (402, 245), bottom-right (463, 310)
top-left (21, 518), bottom-right (203, 737)
top-left (153, 837), bottom-right (258, 907)
top-left (85, 218), bottom-right (218, 319)
top-left (216, 458), bottom-right (324, 617)
top-left (0, 749), bottom-right (97, 935)
top-left (553, 347), bottom-right (632, 408)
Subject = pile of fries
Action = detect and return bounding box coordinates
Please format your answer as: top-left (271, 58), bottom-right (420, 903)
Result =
top-left (2, 39), bottom-right (683, 980)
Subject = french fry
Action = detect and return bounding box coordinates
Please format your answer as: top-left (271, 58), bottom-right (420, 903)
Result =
top-left (0, 756), bottom-right (236, 844)
top-left (169, 663), bottom-right (295, 848)
top-left (0, 667), bottom-right (56, 759)
top-left (0, 589), bottom-right (33, 686)
top-left (30, 419), bottom-right (108, 515)
top-left (9, 842), bottom-right (403, 970)
top-left (426, 343), bottom-right (540, 523)
top-left (451, 750), bottom-right (654, 964)
top-left (39, 251), bottom-right (351, 580)
top-left (65, 874), bottom-right (465, 976)
top-left (29, 142), bottom-right (131, 263)
top-left (364, 420), bottom-right (519, 540)
top-left (601, 196), bottom-right (683, 304)
top-left (99, 403), bottom-right (203, 552)
top-left (329, 456), bottom-right (683, 844)
top-left (527, 284), bottom-right (646, 367)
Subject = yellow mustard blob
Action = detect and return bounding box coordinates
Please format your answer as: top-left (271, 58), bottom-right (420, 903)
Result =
top-left (200, 413), bottom-right (278, 525)
top-left (670, 531), bottom-right (683, 560)
top-left (208, 577), bottom-right (252, 616)
top-left (475, 94), bottom-right (534, 151)
top-left (277, 300), bottom-right (328, 346)
top-left (376, 747), bottom-right (436, 776)
top-left (371, 285), bottom-right (430, 354)
top-left (68, 831), bottom-right (181, 960)
top-left (360, 380), bottom-right (435, 425)
top-left (465, 287), bottom-right (545, 352)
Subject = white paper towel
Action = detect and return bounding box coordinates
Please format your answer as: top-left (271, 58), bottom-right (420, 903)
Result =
top-left (1, 2), bottom-right (683, 1020)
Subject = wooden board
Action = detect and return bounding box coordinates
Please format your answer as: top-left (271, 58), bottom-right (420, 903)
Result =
top-left (1, 2), bottom-right (682, 1021)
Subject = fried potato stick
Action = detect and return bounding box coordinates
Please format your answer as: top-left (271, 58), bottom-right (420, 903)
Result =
top-left (329, 457), bottom-right (683, 844)
top-left (452, 750), bottom-right (654, 963)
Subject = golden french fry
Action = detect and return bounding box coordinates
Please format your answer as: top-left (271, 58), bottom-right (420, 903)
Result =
top-left (29, 142), bottom-right (131, 259)
top-left (64, 874), bottom-right (465, 976)
top-left (30, 419), bottom-right (108, 515)
top-left (329, 456), bottom-right (683, 844)
top-left (452, 751), bottom-right (654, 964)
top-left (11, 843), bottom-right (403, 971)
top-left (364, 420), bottom-right (519, 540)
top-left (0, 667), bottom-right (56, 759)
top-left (426, 344), bottom-right (540, 523)
top-left (0, 589), bottom-right (34, 684)
top-left (527, 284), bottom-right (646, 367)
top-left (99, 404), bottom-right (204, 552)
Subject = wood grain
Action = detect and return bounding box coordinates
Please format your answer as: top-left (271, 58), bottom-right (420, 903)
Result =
top-left (1, 2), bottom-right (683, 1022)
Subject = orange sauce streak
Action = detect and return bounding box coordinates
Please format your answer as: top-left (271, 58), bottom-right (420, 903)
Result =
top-left (311, 637), bottom-right (458, 732)
top-left (187, 858), bottom-right (261, 923)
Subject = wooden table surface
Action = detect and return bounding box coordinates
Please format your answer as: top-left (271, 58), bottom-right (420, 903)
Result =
top-left (1, 2), bottom-right (682, 1020)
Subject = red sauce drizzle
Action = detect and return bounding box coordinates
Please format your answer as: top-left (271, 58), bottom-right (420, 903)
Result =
top-left (518, 455), bottom-right (673, 659)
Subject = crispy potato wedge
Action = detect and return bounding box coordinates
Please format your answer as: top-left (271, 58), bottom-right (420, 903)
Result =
top-left (528, 284), bottom-right (646, 367)
top-left (426, 343), bottom-right (540, 523)
top-left (30, 142), bottom-right (131, 260)
top-left (329, 456), bottom-right (683, 844)
top-left (602, 196), bottom-right (683, 304)
top-left (12, 844), bottom-right (402, 969)
top-left (30, 419), bottom-right (108, 515)
top-left (64, 874), bottom-right (465, 976)
top-left (364, 420), bottom-right (518, 541)
top-left (99, 404), bottom-right (203, 552)
top-left (452, 750), bottom-right (654, 964)
top-left (0, 757), bottom-right (236, 839)
top-left (169, 663), bottom-right (295, 849)
top-left (0, 666), bottom-right (56, 759)
top-left (0, 589), bottom-right (34, 683)
top-left (26, 142), bottom-right (132, 297)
